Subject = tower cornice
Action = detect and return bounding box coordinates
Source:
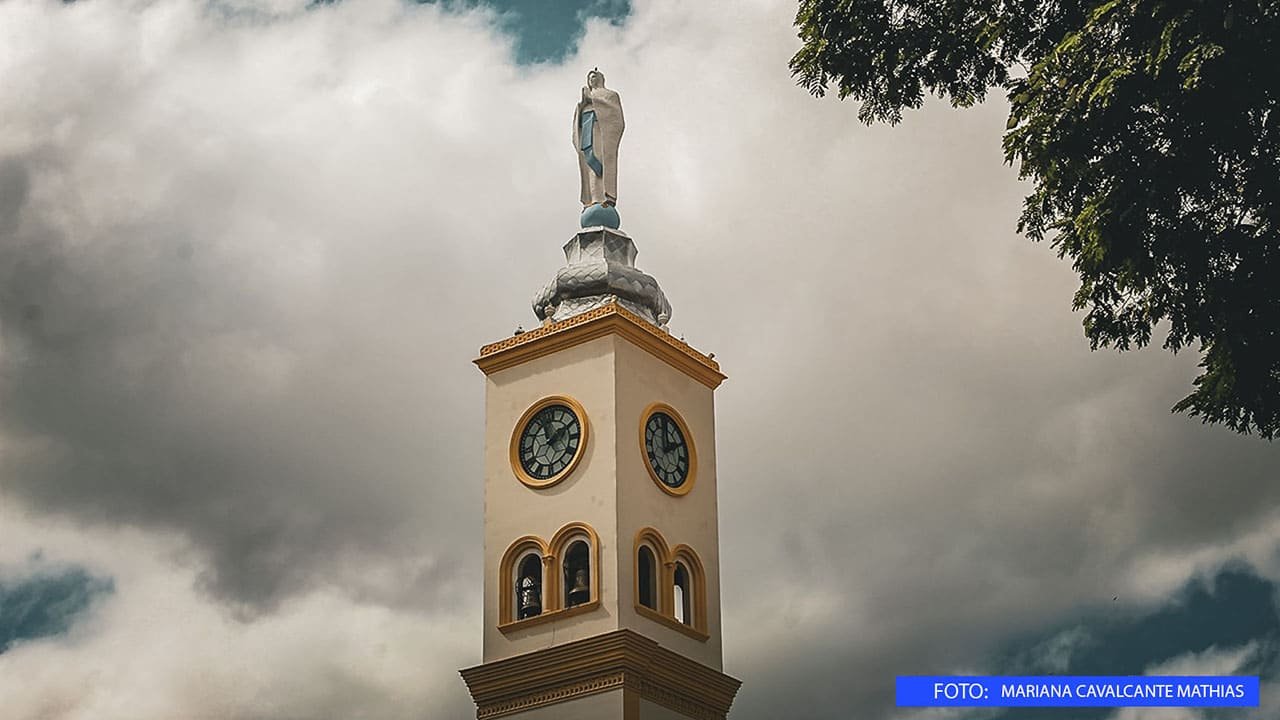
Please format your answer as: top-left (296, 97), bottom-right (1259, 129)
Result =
top-left (459, 629), bottom-right (741, 720)
top-left (475, 302), bottom-right (726, 389)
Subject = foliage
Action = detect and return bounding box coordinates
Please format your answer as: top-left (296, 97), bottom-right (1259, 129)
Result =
top-left (792, 0), bottom-right (1280, 439)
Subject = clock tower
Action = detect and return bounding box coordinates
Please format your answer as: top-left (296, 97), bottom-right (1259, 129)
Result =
top-left (459, 72), bottom-right (741, 720)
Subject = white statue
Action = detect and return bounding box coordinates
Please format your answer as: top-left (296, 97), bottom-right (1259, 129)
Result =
top-left (573, 69), bottom-right (624, 210)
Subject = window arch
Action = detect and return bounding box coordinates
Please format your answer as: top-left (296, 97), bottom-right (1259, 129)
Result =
top-left (673, 562), bottom-right (691, 625)
top-left (549, 521), bottom-right (601, 610)
top-left (516, 553), bottom-right (543, 620)
top-left (633, 526), bottom-right (672, 614)
top-left (498, 536), bottom-right (549, 625)
top-left (631, 527), bottom-right (709, 641)
top-left (671, 545), bottom-right (708, 633)
top-left (498, 522), bottom-right (601, 632)
top-left (637, 545), bottom-right (658, 611)
top-left (563, 540), bottom-right (591, 607)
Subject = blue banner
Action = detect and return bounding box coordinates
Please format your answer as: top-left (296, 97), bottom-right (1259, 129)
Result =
top-left (896, 676), bottom-right (1259, 707)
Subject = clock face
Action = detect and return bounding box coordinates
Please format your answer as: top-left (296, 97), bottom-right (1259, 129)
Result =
top-left (644, 411), bottom-right (691, 490)
top-left (517, 402), bottom-right (583, 482)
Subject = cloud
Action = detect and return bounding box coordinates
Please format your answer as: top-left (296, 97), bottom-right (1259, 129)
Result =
top-left (0, 0), bottom-right (517, 612)
top-left (0, 1), bottom-right (1277, 719)
top-left (1106, 643), bottom-right (1270, 720)
top-left (0, 507), bottom-right (475, 720)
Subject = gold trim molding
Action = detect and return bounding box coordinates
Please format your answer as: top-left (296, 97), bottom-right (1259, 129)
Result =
top-left (475, 302), bottom-right (726, 389)
top-left (460, 629), bottom-right (740, 720)
top-left (635, 604), bottom-right (710, 642)
top-left (497, 598), bottom-right (600, 633)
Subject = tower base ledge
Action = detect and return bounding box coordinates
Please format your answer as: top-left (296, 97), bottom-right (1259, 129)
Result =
top-left (459, 629), bottom-right (741, 720)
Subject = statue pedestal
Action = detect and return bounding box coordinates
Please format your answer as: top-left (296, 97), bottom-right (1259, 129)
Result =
top-left (533, 228), bottom-right (671, 327)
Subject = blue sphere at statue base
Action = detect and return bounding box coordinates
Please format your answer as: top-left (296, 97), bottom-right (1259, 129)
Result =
top-left (580, 203), bottom-right (621, 229)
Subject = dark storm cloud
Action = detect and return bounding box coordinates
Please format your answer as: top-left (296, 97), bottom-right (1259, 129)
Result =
top-left (705, 92), bottom-right (1280, 720)
top-left (0, 142), bottom-right (477, 611)
top-left (0, 0), bottom-right (511, 609)
top-left (0, 159), bottom-right (28, 237)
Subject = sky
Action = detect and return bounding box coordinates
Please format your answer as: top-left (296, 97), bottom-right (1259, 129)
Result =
top-left (0, 1), bottom-right (1277, 719)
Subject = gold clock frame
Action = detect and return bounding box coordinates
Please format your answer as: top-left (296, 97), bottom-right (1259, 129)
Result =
top-left (510, 395), bottom-right (590, 489)
top-left (639, 402), bottom-right (696, 497)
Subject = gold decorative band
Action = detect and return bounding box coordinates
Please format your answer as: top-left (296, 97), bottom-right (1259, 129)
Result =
top-left (475, 302), bottom-right (726, 389)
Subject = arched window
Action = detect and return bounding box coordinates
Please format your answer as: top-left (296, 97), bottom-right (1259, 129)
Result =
top-left (637, 545), bottom-right (658, 610)
top-left (499, 536), bottom-right (549, 625)
top-left (498, 524), bottom-right (598, 631)
top-left (673, 562), bottom-right (692, 625)
top-left (516, 553), bottom-right (543, 619)
top-left (549, 522), bottom-right (600, 613)
top-left (563, 540), bottom-right (591, 608)
top-left (633, 527), bottom-right (671, 614)
top-left (631, 530), bottom-right (708, 641)
top-left (672, 546), bottom-right (707, 633)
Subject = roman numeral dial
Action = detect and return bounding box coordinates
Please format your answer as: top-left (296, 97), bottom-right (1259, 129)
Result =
top-left (510, 396), bottom-right (589, 489)
top-left (641, 404), bottom-right (696, 496)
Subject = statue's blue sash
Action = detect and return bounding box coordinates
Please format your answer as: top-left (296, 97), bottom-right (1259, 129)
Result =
top-left (578, 109), bottom-right (604, 177)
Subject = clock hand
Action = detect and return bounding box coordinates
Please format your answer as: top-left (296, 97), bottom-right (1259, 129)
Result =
top-left (668, 428), bottom-right (684, 468)
top-left (548, 424), bottom-right (568, 447)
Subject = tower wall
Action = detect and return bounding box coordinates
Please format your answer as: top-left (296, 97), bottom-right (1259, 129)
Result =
top-left (614, 335), bottom-right (723, 669)
top-left (482, 335), bottom-right (622, 662)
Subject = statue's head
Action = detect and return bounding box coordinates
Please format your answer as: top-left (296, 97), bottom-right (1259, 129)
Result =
top-left (587, 69), bottom-right (605, 89)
